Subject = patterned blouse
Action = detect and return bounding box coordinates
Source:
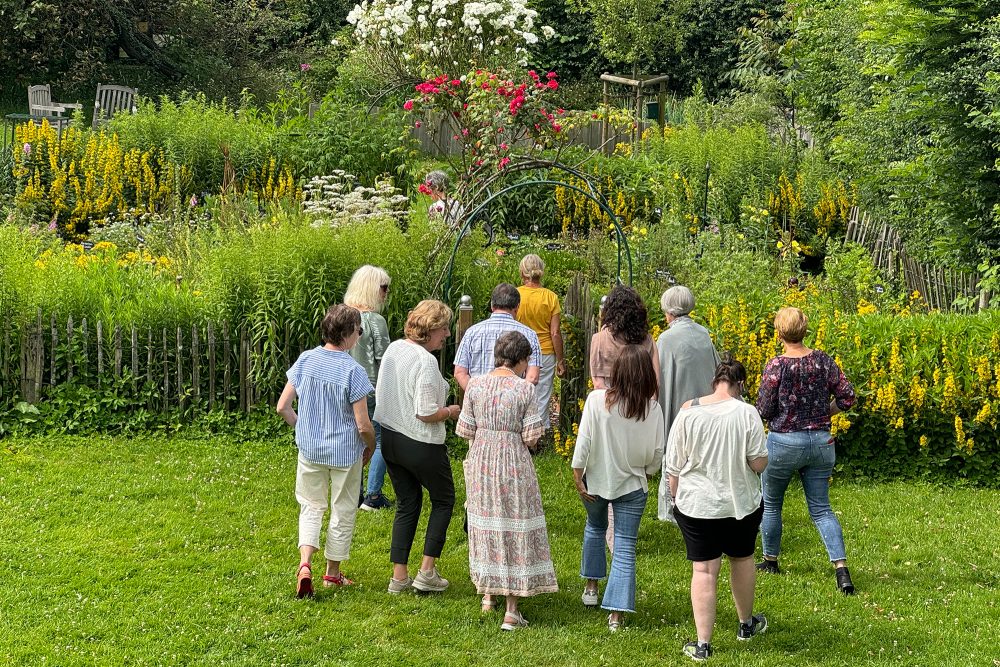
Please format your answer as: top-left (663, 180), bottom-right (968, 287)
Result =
top-left (756, 350), bottom-right (855, 433)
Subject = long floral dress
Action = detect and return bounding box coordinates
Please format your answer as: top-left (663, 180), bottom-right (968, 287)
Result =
top-left (457, 375), bottom-right (559, 597)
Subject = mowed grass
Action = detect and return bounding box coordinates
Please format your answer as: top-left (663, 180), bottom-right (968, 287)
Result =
top-left (1, 435), bottom-right (997, 666)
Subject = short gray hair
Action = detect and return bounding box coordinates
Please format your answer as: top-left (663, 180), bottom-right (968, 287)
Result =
top-left (661, 285), bottom-right (695, 316)
top-left (491, 283), bottom-right (521, 311)
top-left (425, 170), bottom-right (449, 192)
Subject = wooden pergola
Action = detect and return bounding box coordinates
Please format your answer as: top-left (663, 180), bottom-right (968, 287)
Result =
top-left (599, 72), bottom-right (670, 154)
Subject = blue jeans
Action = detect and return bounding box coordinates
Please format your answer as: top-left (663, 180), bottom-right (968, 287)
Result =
top-left (580, 489), bottom-right (647, 613)
top-left (761, 430), bottom-right (847, 563)
top-left (365, 421), bottom-right (386, 496)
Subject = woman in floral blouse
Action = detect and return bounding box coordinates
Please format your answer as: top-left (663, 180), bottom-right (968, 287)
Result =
top-left (755, 307), bottom-right (858, 595)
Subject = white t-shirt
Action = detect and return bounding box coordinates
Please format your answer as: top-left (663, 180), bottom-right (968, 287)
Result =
top-left (663, 398), bottom-right (767, 520)
top-left (571, 390), bottom-right (664, 500)
top-left (374, 339), bottom-right (450, 444)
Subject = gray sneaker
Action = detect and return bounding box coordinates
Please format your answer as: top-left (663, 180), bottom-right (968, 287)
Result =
top-left (387, 576), bottom-right (413, 594)
top-left (412, 567), bottom-right (449, 592)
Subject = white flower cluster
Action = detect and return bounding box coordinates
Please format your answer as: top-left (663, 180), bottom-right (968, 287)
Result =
top-left (347, 0), bottom-right (554, 71)
top-left (303, 171), bottom-right (410, 227)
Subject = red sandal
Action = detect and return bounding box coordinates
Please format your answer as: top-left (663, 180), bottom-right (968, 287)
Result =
top-left (296, 563), bottom-right (314, 599)
top-left (322, 572), bottom-right (354, 588)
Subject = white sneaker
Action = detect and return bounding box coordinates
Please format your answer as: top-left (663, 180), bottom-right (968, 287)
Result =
top-left (581, 587), bottom-right (600, 607)
top-left (412, 567), bottom-right (449, 592)
top-left (387, 576), bottom-right (413, 594)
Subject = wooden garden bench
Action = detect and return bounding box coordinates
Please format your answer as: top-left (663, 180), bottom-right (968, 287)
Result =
top-left (92, 84), bottom-right (139, 129)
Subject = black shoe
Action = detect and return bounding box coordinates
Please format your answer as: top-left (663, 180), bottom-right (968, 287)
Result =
top-left (836, 566), bottom-right (855, 595)
top-left (756, 559), bottom-right (780, 574)
top-left (737, 613), bottom-right (768, 640)
top-left (682, 641), bottom-right (712, 661)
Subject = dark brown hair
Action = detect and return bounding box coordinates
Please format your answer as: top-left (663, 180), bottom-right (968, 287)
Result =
top-left (712, 351), bottom-right (747, 389)
top-left (606, 344), bottom-right (657, 420)
top-left (494, 331), bottom-right (532, 368)
top-left (602, 284), bottom-right (649, 344)
top-left (321, 304), bottom-right (361, 346)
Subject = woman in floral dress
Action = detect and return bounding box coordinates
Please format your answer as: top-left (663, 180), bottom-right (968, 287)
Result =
top-left (457, 331), bottom-right (559, 631)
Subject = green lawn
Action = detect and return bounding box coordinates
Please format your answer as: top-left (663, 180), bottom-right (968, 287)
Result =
top-left (1, 435), bottom-right (997, 666)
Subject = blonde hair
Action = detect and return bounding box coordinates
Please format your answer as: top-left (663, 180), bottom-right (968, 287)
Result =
top-left (344, 265), bottom-right (390, 313)
top-left (519, 254), bottom-right (545, 282)
top-left (404, 300), bottom-right (453, 344)
top-left (774, 307), bottom-right (808, 343)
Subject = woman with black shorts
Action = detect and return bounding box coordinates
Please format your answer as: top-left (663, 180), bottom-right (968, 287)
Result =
top-left (664, 354), bottom-right (769, 662)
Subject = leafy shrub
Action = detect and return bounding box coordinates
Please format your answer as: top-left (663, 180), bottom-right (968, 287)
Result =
top-left (109, 92), bottom-right (290, 195)
top-left (287, 96), bottom-right (415, 187)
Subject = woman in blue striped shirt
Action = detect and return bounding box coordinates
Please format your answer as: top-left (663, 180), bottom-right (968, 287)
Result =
top-left (277, 304), bottom-right (377, 598)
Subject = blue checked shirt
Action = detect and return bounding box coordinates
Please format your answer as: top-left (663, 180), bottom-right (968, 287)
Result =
top-left (454, 312), bottom-right (542, 377)
top-left (287, 347), bottom-right (374, 467)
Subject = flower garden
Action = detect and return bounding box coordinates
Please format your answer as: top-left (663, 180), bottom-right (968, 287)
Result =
top-left (2, 0), bottom-right (1000, 662)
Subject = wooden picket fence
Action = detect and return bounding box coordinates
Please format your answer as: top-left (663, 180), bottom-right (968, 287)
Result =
top-left (844, 208), bottom-right (988, 311)
top-left (0, 312), bottom-right (321, 409)
top-left (411, 116), bottom-right (658, 157)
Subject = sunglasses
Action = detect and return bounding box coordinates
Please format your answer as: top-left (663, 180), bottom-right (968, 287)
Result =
top-left (358, 327), bottom-right (364, 336)
top-left (380, 284), bottom-right (390, 293)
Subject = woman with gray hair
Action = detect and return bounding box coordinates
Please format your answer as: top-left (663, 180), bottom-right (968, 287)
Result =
top-left (656, 286), bottom-right (720, 521)
top-left (423, 169), bottom-right (464, 226)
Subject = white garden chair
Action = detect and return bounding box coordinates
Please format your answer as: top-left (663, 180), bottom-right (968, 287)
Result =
top-left (27, 84), bottom-right (83, 118)
top-left (92, 84), bottom-right (139, 130)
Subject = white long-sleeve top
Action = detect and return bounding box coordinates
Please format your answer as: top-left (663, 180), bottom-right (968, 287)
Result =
top-left (571, 390), bottom-right (664, 500)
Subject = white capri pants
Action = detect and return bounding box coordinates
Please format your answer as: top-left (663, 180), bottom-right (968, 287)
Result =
top-left (296, 454), bottom-right (363, 561)
top-left (535, 353), bottom-right (557, 430)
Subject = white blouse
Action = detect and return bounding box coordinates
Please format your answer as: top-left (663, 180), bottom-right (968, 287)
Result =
top-left (374, 340), bottom-right (450, 444)
top-left (571, 390), bottom-right (664, 500)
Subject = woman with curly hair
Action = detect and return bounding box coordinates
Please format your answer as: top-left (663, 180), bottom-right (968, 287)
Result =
top-left (588, 284), bottom-right (660, 549)
top-left (589, 284), bottom-right (660, 391)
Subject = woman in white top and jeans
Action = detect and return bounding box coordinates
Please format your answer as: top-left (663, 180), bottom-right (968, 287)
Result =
top-left (572, 345), bottom-right (664, 632)
top-left (665, 354), bottom-right (769, 661)
top-left (374, 300), bottom-right (461, 595)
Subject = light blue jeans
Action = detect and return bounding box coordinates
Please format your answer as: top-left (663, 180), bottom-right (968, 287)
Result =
top-left (761, 430), bottom-right (847, 563)
top-left (362, 396), bottom-right (386, 497)
top-left (365, 421), bottom-right (386, 496)
top-left (580, 489), bottom-right (647, 613)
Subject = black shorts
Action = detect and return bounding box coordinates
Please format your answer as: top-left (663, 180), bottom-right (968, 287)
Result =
top-left (673, 502), bottom-right (764, 562)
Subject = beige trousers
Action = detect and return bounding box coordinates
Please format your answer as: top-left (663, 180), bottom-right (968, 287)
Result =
top-left (296, 454), bottom-right (363, 561)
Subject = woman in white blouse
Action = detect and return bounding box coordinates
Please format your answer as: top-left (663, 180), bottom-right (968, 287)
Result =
top-left (572, 344), bottom-right (664, 632)
top-left (374, 300), bottom-right (461, 595)
top-left (665, 354), bottom-right (769, 661)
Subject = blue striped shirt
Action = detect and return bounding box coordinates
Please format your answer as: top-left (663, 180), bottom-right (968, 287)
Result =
top-left (287, 347), bottom-right (374, 467)
top-left (454, 312), bottom-right (542, 377)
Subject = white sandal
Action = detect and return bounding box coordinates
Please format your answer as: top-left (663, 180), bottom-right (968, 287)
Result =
top-left (608, 613), bottom-right (622, 632)
top-left (501, 611), bottom-right (529, 631)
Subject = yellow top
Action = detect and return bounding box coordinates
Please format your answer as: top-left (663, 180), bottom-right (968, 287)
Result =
top-left (516, 286), bottom-right (561, 355)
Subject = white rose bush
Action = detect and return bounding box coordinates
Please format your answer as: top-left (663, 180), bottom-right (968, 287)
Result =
top-left (346, 0), bottom-right (555, 83)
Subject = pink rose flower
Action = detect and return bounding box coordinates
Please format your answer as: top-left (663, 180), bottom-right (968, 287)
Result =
top-left (403, 99), bottom-right (414, 111)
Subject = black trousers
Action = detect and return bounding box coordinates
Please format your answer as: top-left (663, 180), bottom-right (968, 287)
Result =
top-left (381, 426), bottom-right (455, 564)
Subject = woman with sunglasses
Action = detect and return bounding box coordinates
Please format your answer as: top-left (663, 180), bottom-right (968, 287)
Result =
top-left (344, 265), bottom-right (393, 512)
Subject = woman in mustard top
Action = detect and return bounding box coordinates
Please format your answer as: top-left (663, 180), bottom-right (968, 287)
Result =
top-left (515, 254), bottom-right (564, 431)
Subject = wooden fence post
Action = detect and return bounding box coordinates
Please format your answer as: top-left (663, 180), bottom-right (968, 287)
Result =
top-left (50, 313), bottom-right (57, 387)
top-left (113, 325), bottom-right (122, 379)
top-left (192, 325), bottom-right (200, 401)
top-left (66, 316), bottom-right (74, 382)
top-left (96, 321), bottom-right (104, 380)
top-left (223, 321), bottom-right (231, 411)
top-left (208, 322), bottom-right (216, 410)
top-left (455, 295), bottom-right (474, 404)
